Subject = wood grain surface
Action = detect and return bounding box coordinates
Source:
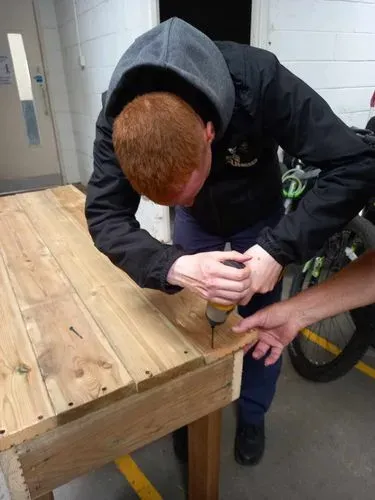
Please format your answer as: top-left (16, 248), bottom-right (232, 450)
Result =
top-left (0, 194), bottom-right (22, 215)
top-left (17, 190), bottom-right (204, 389)
top-left (143, 288), bottom-right (257, 362)
top-left (50, 185), bottom-right (87, 230)
top-left (23, 293), bottom-right (135, 415)
top-left (50, 186), bottom-right (258, 363)
top-left (189, 410), bottom-right (222, 500)
top-left (0, 208), bottom-right (71, 310)
top-left (17, 356), bottom-right (235, 498)
top-left (0, 448), bottom-right (30, 499)
top-left (0, 252), bottom-right (55, 450)
top-left (0, 186), bottom-right (256, 450)
top-left (85, 282), bottom-right (203, 390)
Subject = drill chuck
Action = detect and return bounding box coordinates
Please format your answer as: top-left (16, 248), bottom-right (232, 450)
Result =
top-left (206, 302), bottom-right (235, 328)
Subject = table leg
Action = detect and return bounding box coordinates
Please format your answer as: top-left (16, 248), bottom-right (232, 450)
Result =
top-left (188, 409), bottom-right (222, 500)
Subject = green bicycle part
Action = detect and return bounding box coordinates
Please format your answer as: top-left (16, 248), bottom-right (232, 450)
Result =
top-left (311, 256), bottom-right (324, 279)
top-left (281, 170), bottom-right (307, 199)
top-left (302, 258), bottom-right (312, 274)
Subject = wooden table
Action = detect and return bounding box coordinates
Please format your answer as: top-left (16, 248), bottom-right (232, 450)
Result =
top-left (0, 186), bottom-right (256, 500)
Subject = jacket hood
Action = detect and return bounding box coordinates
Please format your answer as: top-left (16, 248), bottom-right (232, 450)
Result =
top-left (105, 17), bottom-right (235, 138)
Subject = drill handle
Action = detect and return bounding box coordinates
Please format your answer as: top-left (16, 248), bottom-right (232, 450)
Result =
top-left (223, 259), bottom-right (246, 270)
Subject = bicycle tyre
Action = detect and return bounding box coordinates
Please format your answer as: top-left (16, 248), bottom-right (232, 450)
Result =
top-left (287, 216), bottom-right (375, 382)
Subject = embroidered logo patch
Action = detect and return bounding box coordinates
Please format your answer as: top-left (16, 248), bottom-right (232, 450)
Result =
top-left (226, 142), bottom-right (258, 168)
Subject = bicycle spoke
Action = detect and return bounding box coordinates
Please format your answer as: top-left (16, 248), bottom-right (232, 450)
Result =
top-left (334, 313), bottom-right (352, 351)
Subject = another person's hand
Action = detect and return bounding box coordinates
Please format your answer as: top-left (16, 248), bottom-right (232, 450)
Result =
top-left (240, 244), bottom-right (283, 305)
top-left (167, 251), bottom-right (251, 305)
top-left (234, 249), bottom-right (375, 365)
top-left (233, 301), bottom-right (301, 365)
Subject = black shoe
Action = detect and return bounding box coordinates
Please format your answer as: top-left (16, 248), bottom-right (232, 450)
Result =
top-left (235, 421), bottom-right (265, 466)
top-left (172, 426), bottom-right (188, 464)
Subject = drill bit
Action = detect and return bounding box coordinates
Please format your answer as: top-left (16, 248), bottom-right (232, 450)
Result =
top-left (211, 326), bottom-right (215, 349)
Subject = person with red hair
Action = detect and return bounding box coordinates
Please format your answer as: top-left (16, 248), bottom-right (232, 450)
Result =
top-left (86, 18), bottom-right (375, 466)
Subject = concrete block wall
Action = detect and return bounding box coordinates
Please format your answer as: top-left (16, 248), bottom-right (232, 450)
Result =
top-left (54, 0), bottom-right (170, 242)
top-left (268, 0), bottom-right (375, 128)
top-left (34, 0), bottom-right (80, 183)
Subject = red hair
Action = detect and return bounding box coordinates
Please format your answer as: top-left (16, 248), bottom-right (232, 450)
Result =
top-left (113, 92), bottom-right (204, 204)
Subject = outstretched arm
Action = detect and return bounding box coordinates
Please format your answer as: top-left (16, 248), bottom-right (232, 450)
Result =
top-left (234, 250), bottom-right (375, 365)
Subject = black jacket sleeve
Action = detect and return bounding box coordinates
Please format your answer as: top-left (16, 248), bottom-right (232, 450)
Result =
top-left (85, 98), bottom-right (185, 292)
top-left (256, 55), bottom-right (375, 265)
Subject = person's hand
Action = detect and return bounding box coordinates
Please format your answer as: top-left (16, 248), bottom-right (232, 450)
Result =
top-left (167, 251), bottom-right (251, 305)
top-left (232, 301), bottom-right (302, 365)
top-left (239, 244), bottom-right (283, 305)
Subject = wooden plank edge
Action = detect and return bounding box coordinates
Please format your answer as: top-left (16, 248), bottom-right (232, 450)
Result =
top-left (231, 350), bottom-right (244, 402)
top-left (16, 356), bottom-right (235, 498)
top-left (0, 381), bottom-right (137, 452)
top-left (0, 417), bottom-right (58, 453)
top-left (54, 382), bottom-right (136, 426)
top-left (49, 185), bottom-right (85, 206)
top-left (135, 355), bottom-right (204, 392)
top-left (51, 184), bottom-right (85, 198)
top-left (0, 447), bottom-right (31, 499)
top-left (204, 329), bottom-right (258, 364)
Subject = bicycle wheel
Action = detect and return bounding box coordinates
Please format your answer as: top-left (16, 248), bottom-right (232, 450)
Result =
top-left (287, 217), bottom-right (375, 382)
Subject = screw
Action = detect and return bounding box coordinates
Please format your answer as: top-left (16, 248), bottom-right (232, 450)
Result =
top-left (69, 326), bottom-right (83, 339)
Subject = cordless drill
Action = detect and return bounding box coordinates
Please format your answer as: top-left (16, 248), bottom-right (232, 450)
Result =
top-left (205, 260), bottom-right (246, 348)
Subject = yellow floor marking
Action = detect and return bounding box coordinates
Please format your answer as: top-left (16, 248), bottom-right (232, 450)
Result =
top-left (302, 328), bottom-right (375, 379)
top-left (115, 455), bottom-right (163, 500)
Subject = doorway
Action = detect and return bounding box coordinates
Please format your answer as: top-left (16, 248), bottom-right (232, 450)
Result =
top-left (159, 0), bottom-right (252, 44)
top-left (159, 0), bottom-right (252, 241)
top-left (0, 0), bottom-right (61, 194)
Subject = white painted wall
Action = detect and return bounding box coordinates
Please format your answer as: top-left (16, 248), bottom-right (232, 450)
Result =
top-left (53, 0), bottom-right (170, 242)
top-left (267, 0), bottom-right (375, 128)
top-left (34, 0), bottom-right (80, 183)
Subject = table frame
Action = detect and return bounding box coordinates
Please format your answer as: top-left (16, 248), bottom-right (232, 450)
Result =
top-left (0, 352), bottom-right (242, 499)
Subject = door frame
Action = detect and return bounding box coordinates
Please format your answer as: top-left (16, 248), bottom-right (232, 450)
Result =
top-left (154, 0), bottom-right (270, 48)
top-left (251, 0), bottom-right (270, 49)
top-left (153, 0), bottom-right (271, 242)
top-left (31, 0), bottom-right (65, 184)
top-left (0, 0), bottom-right (64, 195)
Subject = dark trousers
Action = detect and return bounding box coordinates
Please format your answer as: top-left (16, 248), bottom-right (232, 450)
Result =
top-left (173, 206), bottom-right (283, 425)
